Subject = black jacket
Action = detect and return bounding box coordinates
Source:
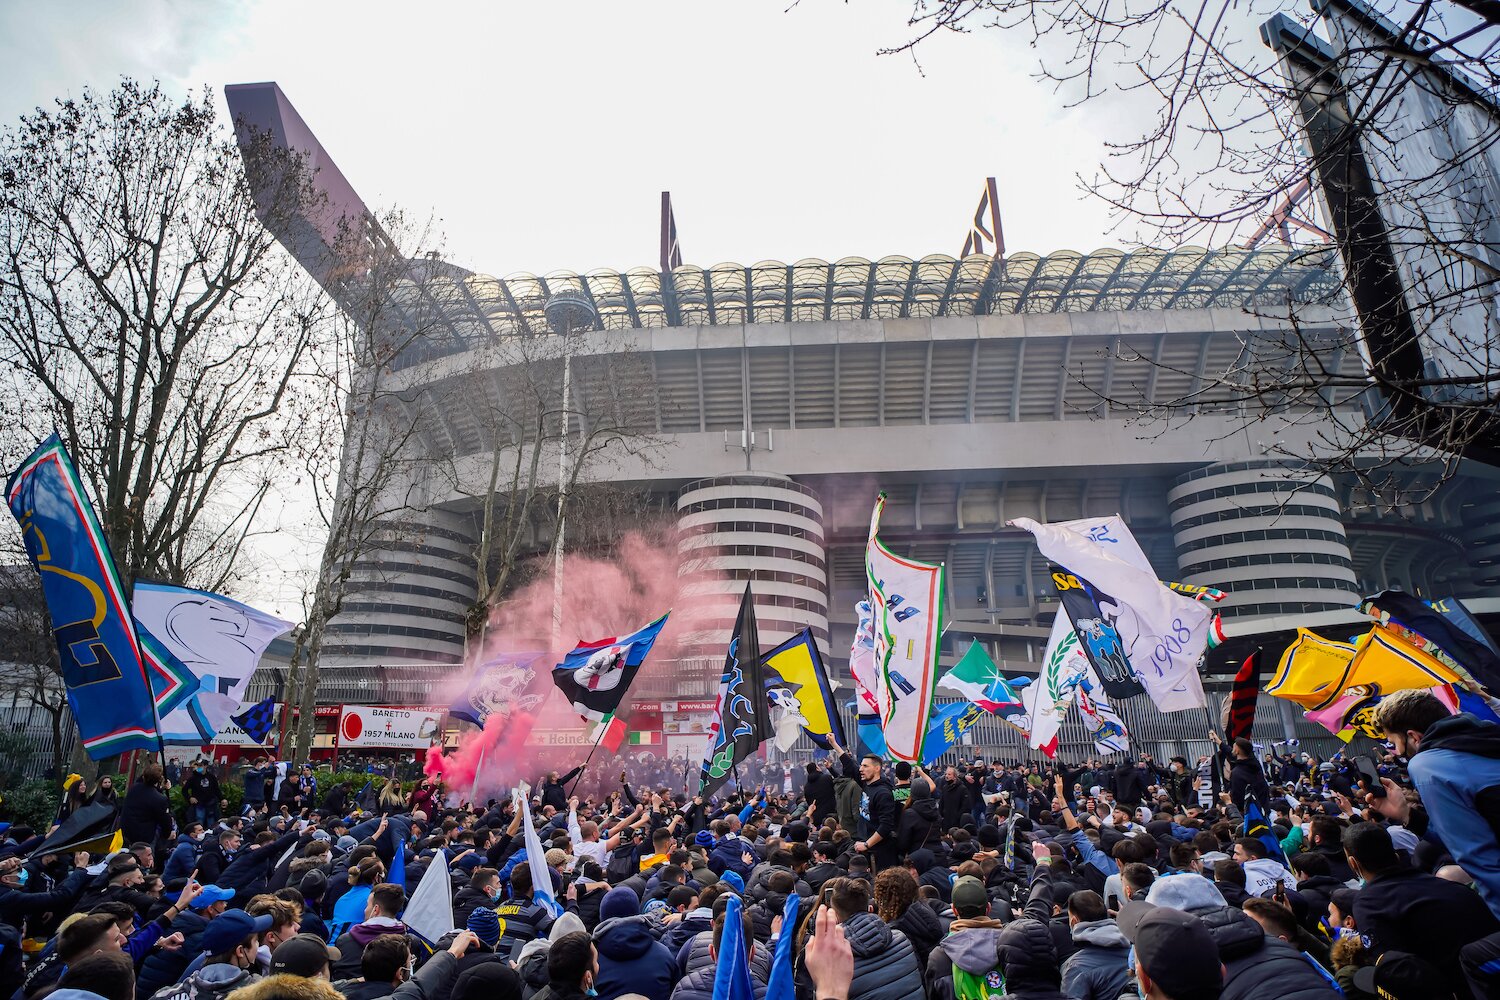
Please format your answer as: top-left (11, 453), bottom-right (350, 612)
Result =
top-left (452, 886), bottom-right (492, 929)
top-left (853, 766), bottom-right (899, 870)
top-left (120, 782), bottom-right (175, 846)
top-left (803, 769), bottom-right (836, 824)
top-left (0, 867), bottom-right (88, 930)
top-left (890, 900), bottom-right (944, 968)
top-left (1227, 756), bottom-right (1271, 814)
top-left (896, 784), bottom-right (941, 857)
top-left (938, 778), bottom-right (972, 830)
top-left (1196, 904), bottom-right (1339, 1000)
top-left (1354, 864), bottom-right (1500, 998)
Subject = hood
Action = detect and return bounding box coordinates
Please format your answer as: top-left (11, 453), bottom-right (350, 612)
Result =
top-left (222, 974), bottom-right (344, 1000)
top-left (192, 966), bottom-right (257, 991)
top-left (910, 778), bottom-right (934, 801)
top-left (1196, 904), bottom-right (1267, 962)
top-left (517, 944), bottom-right (549, 988)
top-left (907, 795), bottom-right (940, 821)
top-left (1421, 713), bottom-right (1500, 759)
top-left (943, 925), bottom-right (1004, 975)
top-left (841, 910), bottom-right (893, 957)
top-left (593, 915), bottom-right (659, 960)
top-left (552, 912), bottom-right (587, 940)
top-left (349, 919), bottom-right (408, 946)
top-left (908, 848), bottom-right (937, 873)
top-left (1298, 874), bottom-right (1345, 892)
top-left (1070, 918), bottom-right (1128, 949)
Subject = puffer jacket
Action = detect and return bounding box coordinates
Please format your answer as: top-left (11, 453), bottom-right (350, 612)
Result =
top-left (707, 838), bottom-right (757, 880)
top-left (137, 908), bottom-right (210, 996)
top-left (669, 963), bottom-right (768, 1000)
top-left (834, 911), bottom-right (924, 1000)
top-left (517, 941), bottom-right (549, 1000)
top-left (452, 886), bottom-right (494, 929)
top-left (996, 917), bottom-right (1069, 1000)
top-left (677, 929), bottom-right (771, 981)
top-left (660, 908), bottom-right (712, 957)
top-left (890, 900), bottom-right (945, 968)
top-left (592, 915), bottom-right (677, 1000)
top-left (1059, 919), bottom-right (1129, 1000)
top-left (146, 963), bottom-right (259, 1000)
top-left (925, 918), bottom-right (1005, 1000)
top-left (1197, 904), bottom-right (1340, 1000)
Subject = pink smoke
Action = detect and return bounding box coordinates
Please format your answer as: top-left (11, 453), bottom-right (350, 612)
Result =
top-left (424, 710), bottom-right (536, 801)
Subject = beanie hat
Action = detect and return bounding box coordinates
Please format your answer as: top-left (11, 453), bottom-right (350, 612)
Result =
top-left (977, 825), bottom-right (1003, 849)
top-left (299, 869), bottom-right (328, 901)
top-left (694, 830), bottom-right (715, 848)
top-left (466, 906), bottom-right (501, 947)
top-left (551, 912), bottom-right (587, 940)
top-left (600, 886), bottom-right (641, 922)
top-left (544, 848), bottom-right (568, 869)
top-left (719, 870), bottom-right (745, 895)
top-left (1145, 872), bottom-right (1228, 913)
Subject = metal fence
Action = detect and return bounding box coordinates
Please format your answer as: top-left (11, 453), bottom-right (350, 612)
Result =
top-left (1, 703), bottom-right (78, 782)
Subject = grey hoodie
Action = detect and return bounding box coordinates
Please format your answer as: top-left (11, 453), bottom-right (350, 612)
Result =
top-left (1060, 919), bottom-right (1129, 1000)
top-left (923, 918), bottom-right (1007, 1000)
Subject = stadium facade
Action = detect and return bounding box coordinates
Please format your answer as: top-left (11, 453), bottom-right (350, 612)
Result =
top-left (225, 81), bottom-right (1500, 761)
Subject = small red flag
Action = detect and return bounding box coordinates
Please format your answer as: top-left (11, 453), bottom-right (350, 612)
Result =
top-left (1227, 648), bottom-right (1262, 743)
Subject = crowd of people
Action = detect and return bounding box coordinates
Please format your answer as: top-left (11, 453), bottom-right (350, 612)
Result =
top-left (6, 686), bottom-right (1500, 999)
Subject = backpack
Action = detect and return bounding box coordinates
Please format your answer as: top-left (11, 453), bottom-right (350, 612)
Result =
top-left (952, 965), bottom-right (1006, 1000)
top-left (605, 844), bottom-right (638, 885)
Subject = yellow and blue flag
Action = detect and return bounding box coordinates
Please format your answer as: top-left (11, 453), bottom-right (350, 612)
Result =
top-left (761, 628), bottom-right (845, 752)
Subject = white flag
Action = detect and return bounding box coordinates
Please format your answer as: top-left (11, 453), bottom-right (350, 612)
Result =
top-left (1012, 516), bottom-right (1210, 711)
top-left (133, 581), bottom-right (293, 745)
top-left (1022, 615), bottom-right (1086, 755)
top-left (1076, 659), bottom-right (1130, 755)
top-left (403, 849), bottom-right (456, 944)
top-left (865, 493), bottom-right (945, 762)
top-left (514, 784), bottom-right (563, 918)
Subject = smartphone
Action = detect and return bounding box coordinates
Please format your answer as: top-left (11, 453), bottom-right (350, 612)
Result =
top-left (1107, 894), bottom-right (1120, 911)
top-left (1356, 757), bottom-right (1386, 799)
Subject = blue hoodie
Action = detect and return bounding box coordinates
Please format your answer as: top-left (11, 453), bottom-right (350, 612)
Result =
top-left (1409, 713), bottom-right (1500, 920)
top-left (592, 915), bottom-right (677, 1000)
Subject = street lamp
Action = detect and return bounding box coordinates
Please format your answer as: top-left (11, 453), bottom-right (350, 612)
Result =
top-left (543, 288), bottom-right (597, 647)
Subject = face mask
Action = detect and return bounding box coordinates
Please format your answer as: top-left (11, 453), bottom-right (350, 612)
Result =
top-left (14, 868), bottom-right (29, 888)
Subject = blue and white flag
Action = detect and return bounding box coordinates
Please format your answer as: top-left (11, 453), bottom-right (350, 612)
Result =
top-left (765, 892), bottom-right (800, 1000)
top-left (450, 651), bottom-right (547, 728)
top-left (713, 893), bottom-right (757, 1000)
top-left (514, 783), bottom-right (562, 918)
top-left (231, 697), bottom-right (278, 745)
top-left (133, 581), bottom-right (293, 746)
top-left (6, 435), bottom-right (158, 758)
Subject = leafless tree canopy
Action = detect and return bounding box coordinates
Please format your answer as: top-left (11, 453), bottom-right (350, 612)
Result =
top-left (0, 79), bottom-right (328, 593)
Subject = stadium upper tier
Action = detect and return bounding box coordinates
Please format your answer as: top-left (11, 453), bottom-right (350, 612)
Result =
top-left (385, 247), bottom-right (1341, 370)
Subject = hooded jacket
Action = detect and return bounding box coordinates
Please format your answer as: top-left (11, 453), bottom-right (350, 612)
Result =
top-left (897, 780), bottom-right (941, 856)
top-left (676, 929), bottom-right (772, 981)
top-left (857, 774), bottom-right (900, 869)
top-left (146, 963), bottom-right (259, 1000)
top-left (667, 963), bottom-right (767, 1000)
top-left (821, 910), bottom-right (923, 1000)
top-left (1196, 903), bottom-right (1340, 1000)
top-left (924, 917), bottom-right (1005, 1000)
top-left (890, 899), bottom-right (944, 968)
top-left (164, 834), bottom-right (205, 882)
top-left (996, 917), bottom-right (1069, 1000)
top-left (660, 907), bottom-right (712, 956)
top-left (938, 777), bottom-right (973, 830)
top-left (1059, 919), bottom-right (1129, 1000)
top-left (1354, 863), bottom-right (1500, 998)
top-left (803, 768), bottom-right (836, 825)
top-left (137, 908), bottom-right (211, 996)
top-left (1410, 712), bottom-right (1500, 920)
top-left (592, 915), bottom-right (676, 1000)
top-left (1226, 756), bottom-right (1271, 814)
top-left (221, 973), bottom-right (344, 1000)
top-left (452, 887), bottom-right (495, 929)
top-left (331, 919), bottom-right (415, 978)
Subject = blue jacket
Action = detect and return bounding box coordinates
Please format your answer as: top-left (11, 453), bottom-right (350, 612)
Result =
top-left (162, 836), bottom-right (202, 883)
top-left (593, 915), bottom-right (677, 1000)
top-left (707, 837), bottom-right (757, 880)
top-left (1410, 713), bottom-right (1500, 920)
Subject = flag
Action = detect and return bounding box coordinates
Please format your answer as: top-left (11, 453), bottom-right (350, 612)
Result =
top-left (1169, 581), bottom-right (1228, 603)
top-left (553, 613), bottom-right (669, 753)
top-left (866, 493), bottom-right (945, 762)
top-left (134, 581), bottom-right (293, 746)
top-left (403, 849), bottom-right (455, 946)
top-left (1431, 596), bottom-right (1500, 656)
top-left (713, 893), bottom-right (757, 1000)
top-left (514, 783), bottom-right (563, 918)
top-left (1243, 796), bottom-right (1287, 866)
top-left (232, 697), bottom-right (278, 745)
top-left (1020, 669), bottom-right (1061, 759)
top-left (849, 599), bottom-right (887, 757)
top-left (1226, 649), bottom-right (1262, 743)
top-left (1306, 683), bottom-right (1458, 741)
top-left (1013, 515), bottom-right (1211, 712)
top-left (386, 825), bottom-right (406, 890)
top-left (938, 642), bottom-right (1026, 716)
top-left (765, 892), bottom-right (800, 1000)
top-left (24, 802), bottom-right (121, 858)
top-left (1050, 563), bottom-right (1144, 700)
top-left (1363, 590), bottom-right (1500, 692)
top-left (449, 651), bottom-right (548, 730)
top-left (628, 731), bottom-right (661, 745)
top-left (700, 586), bottom-right (771, 798)
top-left (6, 435), bottom-right (159, 758)
top-left (1268, 624), bottom-right (1467, 738)
top-left (1022, 614), bottom-right (1088, 755)
top-left (761, 628), bottom-right (845, 752)
top-left (921, 702), bottom-right (987, 764)
top-left (1075, 661), bottom-right (1129, 754)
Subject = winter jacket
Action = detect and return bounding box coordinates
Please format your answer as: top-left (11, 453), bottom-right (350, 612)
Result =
top-left (592, 915), bottom-right (677, 1000)
top-left (817, 910), bottom-right (923, 1000)
top-left (1354, 864), bottom-right (1500, 997)
top-left (994, 917), bottom-right (1069, 1000)
top-left (451, 887), bottom-right (494, 929)
top-left (803, 769), bottom-right (836, 825)
top-left (677, 929), bottom-right (772, 981)
top-left (137, 909), bottom-right (211, 996)
top-left (220, 829), bottom-right (303, 902)
top-left (834, 775), bottom-right (862, 838)
top-left (491, 895), bottom-right (555, 956)
top-left (707, 837), bottom-right (757, 880)
top-left (338, 983), bottom-right (394, 1000)
top-left (120, 782), bottom-right (175, 847)
top-left (1059, 919), bottom-right (1129, 1000)
top-left (419, 940), bottom-right (508, 1000)
top-left (660, 909), bottom-right (711, 957)
top-left (802, 861), bottom-right (841, 894)
top-left (669, 963), bottom-right (767, 1000)
top-left (146, 963), bottom-right (259, 1000)
top-left (0, 867), bottom-right (90, 930)
top-left (163, 835), bottom-right (204, 883)
top-left (332, 918), bottom-right (415, 979)
top-left (1293, 874), bottom-right (1346, 929)
top-left (1409, 712), bottom-right (1500, 920)
top-left (938, 777), bottom-right (973, 831)
top-left (897, 782), bottom-right (941, 857)
top-left (219, 973), bottom-right (343, 1000)
top-left (890, 900), bottom-right (944, 968)
top-left (1196, 903), bottom-right (1339, 1000)
top-left (1226, 756), bottom-right (1271, 814)
top-left (924, 918), bottom-right (1005, 1000)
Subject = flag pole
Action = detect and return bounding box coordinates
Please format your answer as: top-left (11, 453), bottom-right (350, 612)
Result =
top-left (568, 725), bottom-right (606, 798)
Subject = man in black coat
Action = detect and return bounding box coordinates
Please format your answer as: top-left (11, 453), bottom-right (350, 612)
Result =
top-left (119, 768), bottom-right (175, 851)
top-left (937, 766), bottom-right (972, 831)
top-left (851, 751), bottom-right (899, 871)
top-left (803, 761), bottom-right (836, 824)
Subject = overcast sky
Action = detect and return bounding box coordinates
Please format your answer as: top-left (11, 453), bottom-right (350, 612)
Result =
top-left (0, 0), bottom-right (1140, 279)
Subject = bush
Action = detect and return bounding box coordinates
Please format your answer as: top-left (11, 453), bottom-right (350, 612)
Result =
top-left (0, 779), bottom-right (60, 831)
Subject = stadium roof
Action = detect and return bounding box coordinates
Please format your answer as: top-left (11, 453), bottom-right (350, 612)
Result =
top-left (389, 246), bottom-right (1342, 369)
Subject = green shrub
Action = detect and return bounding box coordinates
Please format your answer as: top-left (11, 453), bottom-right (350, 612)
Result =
top-left (0, 780), bottom-right (60, 831)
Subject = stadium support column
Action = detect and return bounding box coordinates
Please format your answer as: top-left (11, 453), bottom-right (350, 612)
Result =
top-left (673, 474), bottom-right (831, 699)
top-left (1465, 494), bottom-right (1500, 589)
top-left (1168, 460), bottom-right (1360, 620)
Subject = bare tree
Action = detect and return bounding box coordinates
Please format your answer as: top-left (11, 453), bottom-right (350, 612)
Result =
top-left (0, 559), bottom-right (69, 783)
top-left (0, 79), bottom-right (327, 591)
top-left (872, 1), bottom-right (1500, 495)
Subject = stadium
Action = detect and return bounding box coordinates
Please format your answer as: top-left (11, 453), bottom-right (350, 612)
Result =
top-left (222, 80), bottom-right (1500, 763)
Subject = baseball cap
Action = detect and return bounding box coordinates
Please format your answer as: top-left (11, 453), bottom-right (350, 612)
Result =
top-left (310, 830), bottom-right (331, 843)
top-left (1117, 902), bottom-right (1223, 999)
top-left (951, 876), bottom-right (989, 917)
top-left (270, 933), bottom-right (341, 977)
top-left (335, 835), bottom-right (357, 853)
top-left (1353, 950), bottom-right (1434, 1000)
top-left (189, 884), bottom-right (235, 909)
top-left (199, 909), bottom-right (273, 956)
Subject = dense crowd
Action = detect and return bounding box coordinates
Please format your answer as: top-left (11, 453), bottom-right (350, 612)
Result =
top-left (6, 687), bottom-right (1500, 999)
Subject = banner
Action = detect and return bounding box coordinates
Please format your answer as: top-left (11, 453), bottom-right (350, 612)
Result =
top-left (450, 651), bottom-right (548, 729)
top-left (1363, 590), bottom-right (1500, 692)
top-left (134, 581), bottom-right (292, 746)
top-left (866, 492), bottom-right (945, 762)
top-left (923, 642), bottom-right (1030, 764)
top-left (849, 599), bottom-right (887, 757)
top-left (699, 586), bottom-right (771, 798)
top-left (338, 705), bottom-right (444, 749)
top-left (6, 435), bottom-right (158, 758)
top-left (1075, 658), bottom-right (1129, 755)
top-left (761, 628), bottom-right (844, 751)
top-left (1014, 515), bottom-right (1211, 712)
top-left (553, 613), bottom-right (669, 752)
top-left (514, 783), bottom-right (562, 917)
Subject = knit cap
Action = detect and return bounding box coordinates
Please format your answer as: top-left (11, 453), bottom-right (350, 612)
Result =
top-left (466, 906), bottom-right (501, 947)
top-left (600, 886), bottom-right (641, 921)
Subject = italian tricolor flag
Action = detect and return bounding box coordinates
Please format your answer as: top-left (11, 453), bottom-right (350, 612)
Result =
top-left (592, 714), bottom-right (628, 753)
top-left (628, 731), bottom-right (660, 746)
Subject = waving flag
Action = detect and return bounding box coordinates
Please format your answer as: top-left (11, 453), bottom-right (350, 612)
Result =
top-left (450, 651), bottom-right (548, 735)
top-left (514, 783), bottom-right (563, 918)
top-left (923, 643), bottom-right (1030, 763)
top-left (850, 599), bottom-right (887, 757)
top-left (1363, 590), bottom-right (1500, 692)
top-left (1014, 515), bottom-right (1211, 712)
top-left (866, 493), bottom-right (945, 762)
top-left (761, 629), bottom-right (844, 751)
top-left (1075, 660), bottom-right (1129, 754)
top-left (1226, 649), bottom-right (1262, 743)
top-left (713, 893), bottom-right (757, 1000)
top-left (134, 581), bottom-right (293, 746)
top-left (700, 586), bottom-right (770, 798)
top-left (553, 614), bottom-right (668, 752)
top-left (765, 892), bottom-right (800, 1000)
top-left (403, 849), bottom-right (455, 946)
top-left (231, 697), bottom-right (278, 745)
top-left (6, 435), bottom-right (159, 758)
